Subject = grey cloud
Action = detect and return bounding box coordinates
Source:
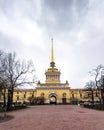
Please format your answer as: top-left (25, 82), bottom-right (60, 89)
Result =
top-left (42, 0), bottom-right (89, 14)
top-left (0, 32), bottom-right (24, 54)
top-left (38, 0), bottom-right (89, 35)
top-left (42, 0), bottom-right (73, 11)
top-left (0, 33), bottom-right (13, 50)
top-left (0, 33), bottom-right (11, 49)
top-left (0, 0), bottom-right (40, 21)
top-left (0, 0), bottom-right (90, 36)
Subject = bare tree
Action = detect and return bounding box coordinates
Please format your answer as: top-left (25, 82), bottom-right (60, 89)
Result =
top-left (28, 96), bottom-right (45, 105)
top-left (0, 50), bottom-right (36, 108)
top-left (89, 65), bottom-right (104, 87)
top-left (85, 80), bottom-right (96, 103)
top-left (89, 65), bottom-right (104, 103)
top-left (0, 50), bottom-right (8, 107)
top-left (99, 75), bottom-right (104, 104)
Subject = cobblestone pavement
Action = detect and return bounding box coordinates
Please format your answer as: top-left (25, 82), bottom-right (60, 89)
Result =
top-left (0, 105), bottom-right (104, 130)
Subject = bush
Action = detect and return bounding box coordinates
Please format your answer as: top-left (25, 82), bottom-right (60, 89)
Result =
top-left (83, 103), bottom-right (104, 110)
top-left (7, 103), bottom-right (27, 111)
top-left (0, 103), bottom-right (27, 112)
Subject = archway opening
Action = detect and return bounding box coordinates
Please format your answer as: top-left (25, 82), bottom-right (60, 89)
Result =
top-left (49, 96), bottom-right (57, 105)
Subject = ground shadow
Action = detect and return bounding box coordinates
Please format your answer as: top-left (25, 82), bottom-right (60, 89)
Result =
top-left (0, 115), bottom-right (14, 123)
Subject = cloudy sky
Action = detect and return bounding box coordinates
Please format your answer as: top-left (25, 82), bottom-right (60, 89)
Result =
top-left (0, 0), bottom-right (104, 88)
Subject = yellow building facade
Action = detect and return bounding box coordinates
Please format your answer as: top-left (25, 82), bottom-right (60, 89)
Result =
top-left (11, 40), bottom-right (100, 104)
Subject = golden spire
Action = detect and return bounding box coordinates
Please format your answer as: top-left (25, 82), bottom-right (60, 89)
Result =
top-left (51, 38), bottom-right (54, 62)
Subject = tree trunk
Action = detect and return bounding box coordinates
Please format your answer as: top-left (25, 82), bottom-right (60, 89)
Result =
top-left (91, 90), bottom-right (94, 104)
top-left (3, 94), bottom-right (6, 107)
top-left (101, 89), bottom-right (104, 105)
top-left (7, 89), bottom-right (13, 110)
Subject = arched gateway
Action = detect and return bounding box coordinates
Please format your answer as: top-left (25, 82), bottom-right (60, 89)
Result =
top-left (48, 93), bottom-right (58, 104)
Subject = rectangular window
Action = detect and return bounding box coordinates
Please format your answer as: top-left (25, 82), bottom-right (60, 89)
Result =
top-left (80, 93), bottom-right (82, 98)
top-left (17, 97), bottom-right (19, 100)
top-left (24, 94), bottom-right (26, 98)
top-left (88, 93), bottom-right (90, 98)
top-left (72, 93), bottom-right (74, 98)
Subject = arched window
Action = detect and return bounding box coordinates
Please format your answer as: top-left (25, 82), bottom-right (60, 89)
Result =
top-left (41, 93), bottom-right (44, 97)
top-left (63, 93), bottom-right (66, 98)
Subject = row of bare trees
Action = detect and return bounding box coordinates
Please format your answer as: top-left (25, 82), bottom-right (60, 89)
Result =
top-left (28, 96), bottom-right (45, 105)
top-left (0, 50), bottom-right (36, 109)
top-left (85, 65), bottom-right (104, 104)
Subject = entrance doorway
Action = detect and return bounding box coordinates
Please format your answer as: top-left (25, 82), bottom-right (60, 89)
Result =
top-left (62, 98), bottom-right (66, 104)
top-left (48, 93), bottom-right (58, 104)
top-left (50, 96), bottom-right (57, 104)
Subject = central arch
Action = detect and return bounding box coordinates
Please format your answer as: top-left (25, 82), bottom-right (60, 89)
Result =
top-left (48, 93), bottom-right (58, 104)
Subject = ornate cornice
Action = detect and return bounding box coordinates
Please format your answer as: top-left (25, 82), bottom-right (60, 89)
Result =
top-left (36, 87), bottom-right (70, 90)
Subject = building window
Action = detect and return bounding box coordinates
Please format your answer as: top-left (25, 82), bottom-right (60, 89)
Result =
top-left (31, 94), bottom-right (34, 98)
top-left (30, 91), bottom-right (34, 98)
top-left (63, 93), bottom-right (66, 98)
top-left (88, 93), bottom-right (90, 98)
top-left (24, 94), bottom-right (26, 98)
top-left (80, 92), bottom-right (82, 98)
top-left (72, 93), bottom-right (74, 98)
top-left (41, 93), bottom-right (44, 97)
top-left (17, 97), bottom-right (19, 100)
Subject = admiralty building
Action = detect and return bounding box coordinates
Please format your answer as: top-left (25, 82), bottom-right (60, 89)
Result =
top-left (1, 40), bottom-right (100, 105)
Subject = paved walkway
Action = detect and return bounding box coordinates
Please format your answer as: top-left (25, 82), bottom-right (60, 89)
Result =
top-left (0, 105), bottom-right (104, 130)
